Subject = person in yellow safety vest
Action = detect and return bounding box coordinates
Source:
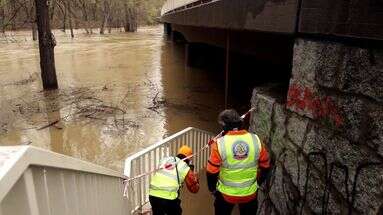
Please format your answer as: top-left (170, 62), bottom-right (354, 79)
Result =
top-left (206, 109), bottom-right (272, 215)
top-left (149, 145), bottom-right (200, 215)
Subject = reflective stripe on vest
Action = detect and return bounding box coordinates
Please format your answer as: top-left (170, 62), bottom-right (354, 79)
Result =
top-left (149, 184), bottom-right (178, 192)
top-left (217, 132), bottom-right (261, 196)
top-left (157, 168), bottom-right (179, 181)
top-left (149, 156), bottom-right (190, 200)
top-left (219, 178), bottom-right (257, 188)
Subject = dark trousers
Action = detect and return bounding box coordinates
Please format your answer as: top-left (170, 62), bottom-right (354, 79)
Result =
top-left (149, 195), bottom-right (182, 215)
top-left (214, 192), bottom-right (258, 215)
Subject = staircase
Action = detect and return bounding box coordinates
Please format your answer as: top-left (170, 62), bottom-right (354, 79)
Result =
top-left (0, 127), bottom-right (228, 215)
top-left (0, 146), bottom-right (128, 215)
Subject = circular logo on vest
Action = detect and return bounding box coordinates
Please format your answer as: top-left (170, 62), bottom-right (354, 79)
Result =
top-left (232, 141), bottom-right (249, 160)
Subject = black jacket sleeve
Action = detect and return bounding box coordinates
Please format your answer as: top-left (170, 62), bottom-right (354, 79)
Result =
top-left (258, 166), bottom-right (272, 185)
top-left (206, 172), bottom-right (219, 192)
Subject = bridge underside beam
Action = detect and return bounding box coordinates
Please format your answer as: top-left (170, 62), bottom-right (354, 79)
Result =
top-left (162, 0), bottom-right (383, 41)
top-left (171, 24), bottom-right (294, 66)
top-left (161, 0), bottom-right (298, 34)
top-left (299, 0), bottom-right (383, 41)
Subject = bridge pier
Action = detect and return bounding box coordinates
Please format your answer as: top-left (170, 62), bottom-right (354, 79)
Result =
top-left (164, 23), bottom-right (172, 36)
top-left (167, 24), bottom-right (293, 110)
top-left (250, 37), bottom-right (383, 214)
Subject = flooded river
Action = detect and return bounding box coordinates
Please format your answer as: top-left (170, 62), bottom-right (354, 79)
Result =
top-left (0, 26), bottom-right (226, 170)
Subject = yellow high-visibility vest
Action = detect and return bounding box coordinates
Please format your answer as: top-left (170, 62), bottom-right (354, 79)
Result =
top-left (217, 132), bottom-right (261, 197)
top-left (149, 156), bottom-right (190, 200)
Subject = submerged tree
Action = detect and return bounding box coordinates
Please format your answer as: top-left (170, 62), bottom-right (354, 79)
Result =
top-left (65, 0), bottom-right (74, 38)
top-left (124, 0), bottom-right (137, 32)
top-left (0, 0), bottom-right (4, 34)
top-left (20, 0), bottom-right (37, 40)
top-left (100, 0), bottom-right (110, 34)
top-left (35, 0), bottom-right (58, 90)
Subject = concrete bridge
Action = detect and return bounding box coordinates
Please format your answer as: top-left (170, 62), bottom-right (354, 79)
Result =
top-left (0, 2), bottom-right (381, 215)
top-left (161, 0), bottom-right (383, 40)
top-left (161, 1), bottom-right (383, 214)
top-left (160, 0), bottom-right (383, 107)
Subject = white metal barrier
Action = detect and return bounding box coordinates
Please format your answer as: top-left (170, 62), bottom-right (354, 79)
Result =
top-left (161, 0), bottom-right (200, 15)
top-left (0, 127), bottom-right (214, 215)
top-left (0, 146), bottom-right (129, 215)
top-left (124, 127), bottom-right (214, 214)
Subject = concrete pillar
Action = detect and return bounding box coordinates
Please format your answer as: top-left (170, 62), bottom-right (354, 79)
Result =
top-left (250, 37), bottom-right (383, 214)
top-left (164, 23), bottom-right (172, 35)
top-left (185, 43), bottom-right (189, 69)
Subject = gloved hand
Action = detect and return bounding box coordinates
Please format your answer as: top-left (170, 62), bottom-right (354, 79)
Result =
top-left (208, 138), bottom-right (215, 146)
top-left (189, 164), bottom-right (195, 171)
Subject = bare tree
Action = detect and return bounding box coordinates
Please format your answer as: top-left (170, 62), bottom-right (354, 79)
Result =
top-left (91, 0), bottom-right (97, 21)
top-left (77, 0), bottom-right (90, 33)
top-left (124, 0), bottom-right (137, 32)
top-left (30, 2), bottom-right (37, 40)
top-left (9, 0), bottom-right (17, 30)
top-left (0, 0), bottom-right (5, 34)
top-left (49, 0), bottom-right (55, 21)
top-left (1, 0), bottom-right (24, 32)
top-left (55, 0), bottom-right (66, 32)
top-left (1, 0), bottom-right (163, 38)
top-left (20, 0), bottom-right (37, 40)
top-left (66, 0), bottom-right (74, 38)
top-left (35, 0), bottom-right (58, 90)
top-left (99, 0), bottom-right (110, 34)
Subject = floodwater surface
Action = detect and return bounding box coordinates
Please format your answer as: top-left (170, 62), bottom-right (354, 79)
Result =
top-left (0, 26), bottom-right (225, 170)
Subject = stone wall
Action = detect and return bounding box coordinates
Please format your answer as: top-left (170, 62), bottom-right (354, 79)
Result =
top-left (249, 38), bottom-right (383, 214)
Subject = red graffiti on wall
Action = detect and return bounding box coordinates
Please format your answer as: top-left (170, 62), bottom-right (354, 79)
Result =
top-left (287, 84), bottom-right (344, 127)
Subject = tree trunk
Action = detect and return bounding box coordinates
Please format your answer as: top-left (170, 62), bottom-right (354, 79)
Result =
top-left (100, 16), bottom-right (106, 34)
top-left (69, 17), bottom-right (74, 38)
top-left (131, 8), bottom-right (137, 32)
top-left (79, 1), bottom-right (89, 34)
top-left (124, 3), bottom-right (137, 32)
top-left (69, 13), bottom-right (74, 38)
top-left (10, 0), bottom-right (17, 30)
top-left (92, 2), bottom-right (97, 21)
top-left (107, 16), bottom-right (112, 33)
top-left (62, 6), bottom-right (66, 32)
top-left (0, 2), bottom-right (5, 34)
top-left (65, 1), bottom-right (74, 38)
top-left (49, 1), bottom-right (55, 21)
top-left (124, 2), bottom-right (129, 32)
top-left (100, 1), bottom-right (109, 35)
top-left (30, 2), bottom-right (37, 41)
top-left (35, 0), bottom-right (58, 90)
top-left (32, 22), bottom-right (37, 41)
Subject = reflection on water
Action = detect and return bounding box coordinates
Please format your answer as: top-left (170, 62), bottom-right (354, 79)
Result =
top-left (0, 26), bottom-right (224, 170)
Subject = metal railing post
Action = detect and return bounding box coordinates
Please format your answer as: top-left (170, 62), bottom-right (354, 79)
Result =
top-left (124, 127), bottom-right (214, 213)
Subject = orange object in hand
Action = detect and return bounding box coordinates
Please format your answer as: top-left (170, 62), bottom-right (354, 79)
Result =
top-left (208, 138), bottom-right (215, 146)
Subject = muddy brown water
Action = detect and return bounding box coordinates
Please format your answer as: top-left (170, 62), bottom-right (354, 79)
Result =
top-left (0, 26), bottom-right (226, 171)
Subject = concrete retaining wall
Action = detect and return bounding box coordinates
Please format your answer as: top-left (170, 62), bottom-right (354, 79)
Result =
top-left (250, 38), bottom-right (383, 214)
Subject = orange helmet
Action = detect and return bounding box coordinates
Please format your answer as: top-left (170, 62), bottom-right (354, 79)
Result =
top-left (178, 145), bottom-right (193, 157)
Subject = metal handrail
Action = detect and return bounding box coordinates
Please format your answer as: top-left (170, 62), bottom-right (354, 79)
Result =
top-left (161, 0), bottom-right (199, 15)
top-left (124, 127), bottom-right (214, 213)
top-left (0, 146), bottom-right (128, 215)
top-left (161, 0), bottom-right (221, 16)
